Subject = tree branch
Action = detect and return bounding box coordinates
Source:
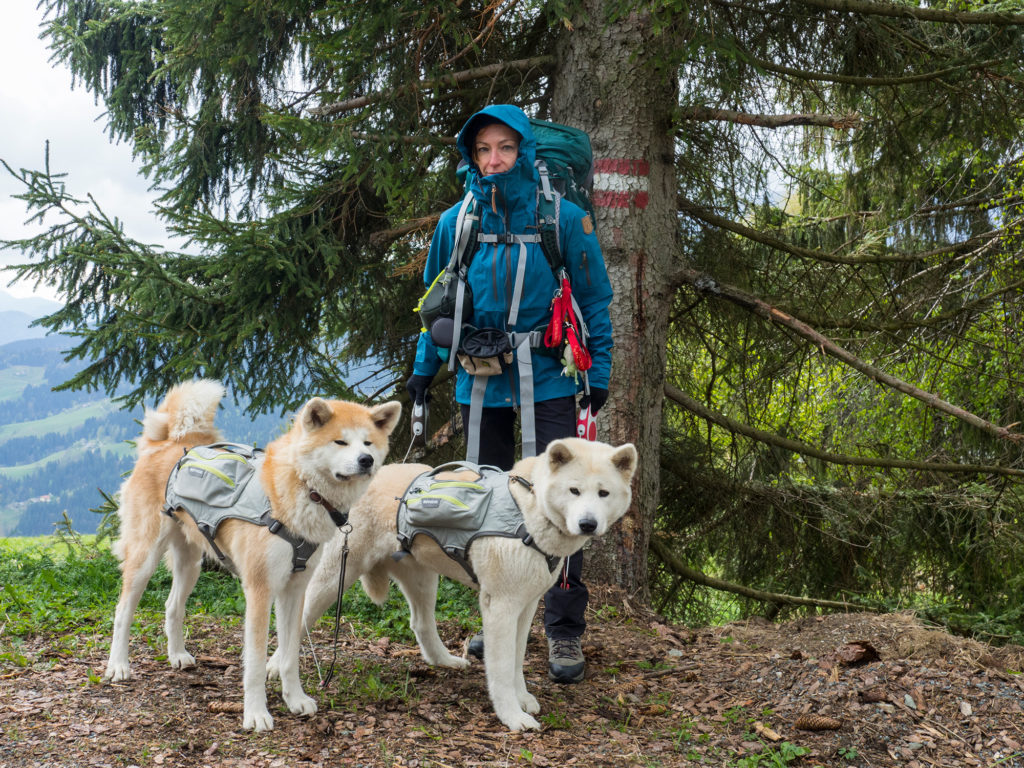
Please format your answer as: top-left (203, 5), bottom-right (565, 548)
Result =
top-left (679, 105), bottom-right (861, 130)
top-left (679, 267), bottom-right (1024, 443)
top-left (664, 382), bottom-right (1024, 477)
top-left (650, 535), bottom-right (877, 612)
top-left (791, 0), bottom-right (1024, 25)
top-left (679, 197), bottom-right (921, 264)
top-left (743, 54), bottom-right (1007, 87)
top-left (310, 56), bottom-right (554, 117)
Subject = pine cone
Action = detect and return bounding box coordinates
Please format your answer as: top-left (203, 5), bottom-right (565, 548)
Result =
top-left (207, 700), bottom-right (243, 713)
top-left (794, 714), bottom-right (842, 731)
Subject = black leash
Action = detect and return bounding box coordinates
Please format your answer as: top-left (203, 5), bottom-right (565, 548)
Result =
top-left (318, 523), bottom-right (351, 689)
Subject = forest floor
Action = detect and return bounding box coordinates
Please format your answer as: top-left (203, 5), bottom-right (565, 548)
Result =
top-left (1, 587), bottom-right (1022, 768)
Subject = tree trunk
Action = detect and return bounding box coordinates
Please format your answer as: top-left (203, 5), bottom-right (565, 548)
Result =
top-left (550, 3), bottom-right (680, 603)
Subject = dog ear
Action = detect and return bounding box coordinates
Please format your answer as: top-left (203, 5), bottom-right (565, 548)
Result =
top-left (370, 401), bottom-right (402, 436)
top-left (610, 443), bottom-right (638, 481)
top-left (302, 397), bottom-right (334, 431)
top-left (547, 439), bottom-right (575, 469)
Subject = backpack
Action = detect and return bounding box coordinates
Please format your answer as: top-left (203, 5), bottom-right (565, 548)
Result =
top-left (529, 118), bottom-right (595, 223)
top-left (163, 442), bottom-right (320, 572)
top-left (394, 461), bottom-right (561, 583)
top-left (416, 118), bottom-right (594, 350)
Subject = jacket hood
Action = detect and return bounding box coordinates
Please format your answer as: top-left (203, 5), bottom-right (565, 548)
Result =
top-left (456, 105), bottom-right (538, 190)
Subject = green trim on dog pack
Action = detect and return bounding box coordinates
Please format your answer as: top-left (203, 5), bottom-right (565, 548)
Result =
top-left (163, 442), bottom-right (322, 573)
top-left (393, 462), bottom-right (561, 583)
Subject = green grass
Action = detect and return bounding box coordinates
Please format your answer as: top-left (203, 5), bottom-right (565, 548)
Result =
top-left (0, 400), bottom-right (118, 444)
top-left (0, 534), bottom-right (480, 648)
top-left (0, 365), bottom-right (45, 401)
top-left (0, 537), bottom-right (247, 643)
top-left (319, 575), bottom-right (479, 645)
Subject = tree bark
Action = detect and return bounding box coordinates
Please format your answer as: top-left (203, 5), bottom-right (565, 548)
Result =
top-left (550, 3), bottom-right (681, 602)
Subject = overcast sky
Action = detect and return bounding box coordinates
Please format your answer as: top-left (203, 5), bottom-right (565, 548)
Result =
top-left (0, 2), bottom-right (169, 302)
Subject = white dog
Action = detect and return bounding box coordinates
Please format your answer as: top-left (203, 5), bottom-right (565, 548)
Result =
top-left (282, 437), bottom-right (637, 731)
top-left (103, 379), bottom-right (401, 731)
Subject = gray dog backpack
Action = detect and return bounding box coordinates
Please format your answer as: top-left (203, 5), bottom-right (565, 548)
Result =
top-left (393, 461), bottom-right (561, 583)
top-left (163, 442), bottom-right (320, 572)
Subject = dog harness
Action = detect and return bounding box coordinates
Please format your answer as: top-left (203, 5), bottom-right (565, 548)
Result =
top-left (163, 442), bottom-right (345, 573)
top-left (393, 461), bottom-right (561, 583)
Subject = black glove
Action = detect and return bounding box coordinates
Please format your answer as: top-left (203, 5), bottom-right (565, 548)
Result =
top-left (405, 373), bottom-right (434, 405)
top-left (580, 387), bottom-right (608, 415)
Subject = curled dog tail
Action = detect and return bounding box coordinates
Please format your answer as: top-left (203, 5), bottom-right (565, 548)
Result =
top-left (142, 379), bottom-right (226, 443)
top-left (360, 567), bottom-right (392, 606)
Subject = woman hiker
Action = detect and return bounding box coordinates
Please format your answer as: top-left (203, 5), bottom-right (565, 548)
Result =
top-left (405, 104), bottom-right (614, 684)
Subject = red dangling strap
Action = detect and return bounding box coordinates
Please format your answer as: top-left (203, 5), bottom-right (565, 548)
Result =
top-left (545, 274), bottom-right (591, 372)
top-left (565, 323), bottom-right (592, 371)
top-left (544, 276), bottom-right (573, 348)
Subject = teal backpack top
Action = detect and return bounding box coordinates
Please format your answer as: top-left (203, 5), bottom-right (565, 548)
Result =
top-left (529, 118), bottom-right (595, 223)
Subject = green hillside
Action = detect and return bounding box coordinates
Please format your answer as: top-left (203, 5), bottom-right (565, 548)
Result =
top-left (0, 365), bottom-right (46, 401)
top-left (0, 399), bottom-right (118, 442)
top-left (0, 337), bottom-right (288, 537)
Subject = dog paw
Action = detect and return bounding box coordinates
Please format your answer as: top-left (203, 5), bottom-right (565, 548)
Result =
top-left (168, 651), bottom-right (196, 670)
top-left (500, 710), bottom-right (541, 732)
top-left (266, 653), bottom-right (281, 680)
top-left (285, 692), bottom-right (318, 716)
top-left (243, 709), bottom-right (275, 732)
top-left (519, 692), bottom-right (540, 714)
top-left (436, 654), bottom-right (471, 670)
top-left (103, 661), bottom-right (131, 682)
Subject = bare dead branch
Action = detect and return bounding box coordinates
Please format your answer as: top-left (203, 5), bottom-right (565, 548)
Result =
top-left (679, 268), bottom-right (1024, 443)
top-left (743, 54), bottom-right (1007, 87)
top-left (664, 383), bottom-right (1024, 477)
top-left (791, 0), bottom-right (1024, 25)
top-left (650, 536), bottom-right (878, 611)
top-left (678, 197), bottom-right (1015, 266)
top-left (679, 106), bottom-right (862, 130)
top-left (679, 197), bottom-right (920, 264)
top-left (369, 214), bottom-right (440, 247)
top-left (310, 56), bottom-right (554, 117)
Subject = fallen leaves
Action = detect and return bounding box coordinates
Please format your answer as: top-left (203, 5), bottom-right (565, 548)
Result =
top-left (1, 606), bottom-right (1023, 767)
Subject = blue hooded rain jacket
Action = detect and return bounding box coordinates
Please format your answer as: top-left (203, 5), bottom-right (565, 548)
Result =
top-left (413, 105), bottom-right (614, 408)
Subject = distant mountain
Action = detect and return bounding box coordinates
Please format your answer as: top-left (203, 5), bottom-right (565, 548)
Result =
top-left (0, 289), bottom-right (63, 318)
top-left (0, 310), bottom-right (48, 345)
top-left (0, 290), bottom-right (63, 346)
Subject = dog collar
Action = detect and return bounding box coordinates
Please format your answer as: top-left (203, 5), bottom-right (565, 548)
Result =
top-left (308, 490), bottom-right (350, 528)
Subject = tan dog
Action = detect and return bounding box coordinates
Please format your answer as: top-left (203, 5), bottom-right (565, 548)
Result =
top-left (285, 437), bottom-right (638, 731)
top-left (103, 379), bottom-right (401, 731)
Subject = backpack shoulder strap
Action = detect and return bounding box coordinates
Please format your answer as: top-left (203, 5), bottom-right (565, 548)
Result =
top-left (452, 191), bottom-right (480, 271)
top-left (536, 189), bottom-right (563, 274)
top-left (533, 159), bottom-right (563, 273)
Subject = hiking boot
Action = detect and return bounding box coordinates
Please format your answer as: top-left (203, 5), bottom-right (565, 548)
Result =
top-left (548, 636), bottom-right (585, 684)
top-left (467, 630), bottom-right (485, 660)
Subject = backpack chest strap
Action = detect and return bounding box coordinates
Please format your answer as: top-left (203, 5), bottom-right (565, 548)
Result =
top-left (476, 232), bottom-right (542, 327)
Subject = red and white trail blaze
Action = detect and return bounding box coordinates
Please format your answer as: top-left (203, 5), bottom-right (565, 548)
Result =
top-left (592, 158), bottom-right (649, 210)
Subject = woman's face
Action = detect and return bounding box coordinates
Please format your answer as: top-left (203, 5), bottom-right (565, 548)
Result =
top-left (473, 123), bottom-right (520, 175)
